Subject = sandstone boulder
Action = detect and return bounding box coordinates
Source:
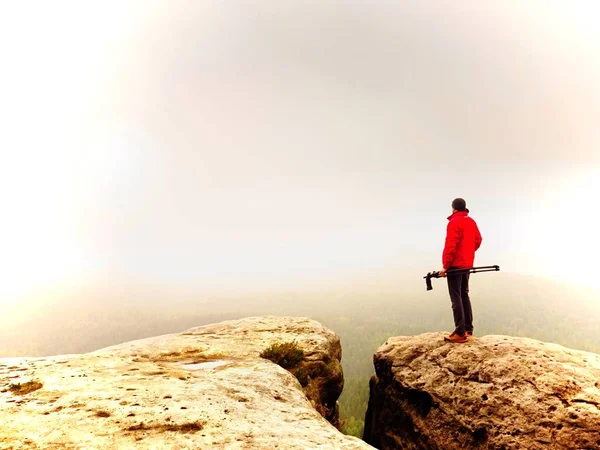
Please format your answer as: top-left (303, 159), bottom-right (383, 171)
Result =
top-left (0, 316), bottom-right (373, 450)
top-left (364, 332), bottom-right (600, 450)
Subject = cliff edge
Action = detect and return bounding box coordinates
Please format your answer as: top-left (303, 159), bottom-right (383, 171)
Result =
top-left (363, 332), bottom-right (600, 450)
top-left (0, 316), bottom-right (373, 450)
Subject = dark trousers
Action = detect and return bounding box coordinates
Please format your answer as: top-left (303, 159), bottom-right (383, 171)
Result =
top-left (447, 269), bottom-right (473, 335)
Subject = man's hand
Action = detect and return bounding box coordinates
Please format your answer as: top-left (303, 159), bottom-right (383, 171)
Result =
top-left (439, 269), bottom-right (447, 278)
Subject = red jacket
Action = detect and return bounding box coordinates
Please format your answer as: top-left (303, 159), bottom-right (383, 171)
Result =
top-left (443, 210), bottom-right (482, 269)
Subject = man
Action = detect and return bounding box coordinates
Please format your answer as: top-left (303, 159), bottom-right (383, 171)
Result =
top-left (440, 198), bottom-right (482, 343)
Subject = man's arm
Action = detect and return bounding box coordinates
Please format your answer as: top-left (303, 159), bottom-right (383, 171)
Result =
top-left (442, 220), bottom-right (460, 270)
top-left (474, 222), bottom-right (482, 251)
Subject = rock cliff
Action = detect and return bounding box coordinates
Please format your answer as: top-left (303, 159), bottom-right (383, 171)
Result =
top-left (0, 316), bottom-right (373, 450)
top-left (363, 332), bottom-right (600, 450)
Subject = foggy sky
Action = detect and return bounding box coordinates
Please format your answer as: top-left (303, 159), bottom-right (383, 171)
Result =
top-left (1, 1), bottom-right (599, 301)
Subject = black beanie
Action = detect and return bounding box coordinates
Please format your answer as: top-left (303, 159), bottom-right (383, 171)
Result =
top-left (452, 198), bottom-right (467, 211)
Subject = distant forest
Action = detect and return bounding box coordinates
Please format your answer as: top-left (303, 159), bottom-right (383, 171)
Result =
top-left (1, 273), bottom-right (599, 438)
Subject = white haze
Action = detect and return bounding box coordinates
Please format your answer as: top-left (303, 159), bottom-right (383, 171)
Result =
top-left (0, 1), bottom-right (599, 315)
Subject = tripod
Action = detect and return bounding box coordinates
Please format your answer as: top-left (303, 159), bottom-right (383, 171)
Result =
top-left (424, 265), bottom-right (500, 291)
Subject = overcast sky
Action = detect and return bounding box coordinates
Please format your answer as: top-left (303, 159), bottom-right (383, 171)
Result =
top-left (0, 1), bottom-right (599, 304)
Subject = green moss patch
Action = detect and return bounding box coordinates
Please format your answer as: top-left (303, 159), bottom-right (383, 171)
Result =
top-left (260, 342), bottom-right (305, 369)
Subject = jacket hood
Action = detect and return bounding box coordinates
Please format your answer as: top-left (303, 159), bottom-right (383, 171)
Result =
top-left (447, 209), bottom-right (470, 221)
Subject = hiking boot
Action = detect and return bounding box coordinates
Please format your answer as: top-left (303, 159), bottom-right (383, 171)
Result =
top-left (466, 331), bottom-right (474, 339)
top-left (444, 332), bottom-right (468, 343)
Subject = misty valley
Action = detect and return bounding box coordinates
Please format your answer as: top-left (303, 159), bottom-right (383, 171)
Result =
top-left (2, 272), bottom-right (598, 438)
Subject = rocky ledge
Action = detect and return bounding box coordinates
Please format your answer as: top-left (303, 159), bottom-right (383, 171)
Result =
top-left (363, 332), bottom-right (600, 450)
top-left (0, 316), bottom-right (373, 450)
